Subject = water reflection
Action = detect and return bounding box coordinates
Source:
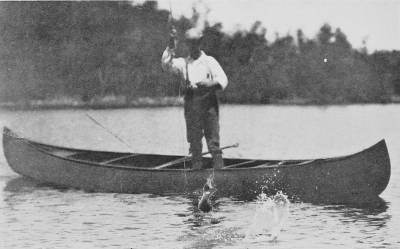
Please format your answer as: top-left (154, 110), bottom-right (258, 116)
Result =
top-left (321, 197), bottom-right (391, 228)
top-left (4, 176), bottom-right (70, 193)
top-left (323, 197), bottom-right (389, 213)
top-left (2, 176), bottom-right (73, 212)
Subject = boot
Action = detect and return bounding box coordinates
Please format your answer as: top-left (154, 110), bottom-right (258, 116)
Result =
top-left (212, 153), bottom-right (224, 169)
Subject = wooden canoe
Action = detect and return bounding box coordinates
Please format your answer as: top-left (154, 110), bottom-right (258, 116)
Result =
top-left (2, 126), bottom-right (390, 203)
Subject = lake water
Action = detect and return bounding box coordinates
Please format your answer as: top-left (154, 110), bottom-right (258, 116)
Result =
top-left (0, 104), bottom-right (399, 248)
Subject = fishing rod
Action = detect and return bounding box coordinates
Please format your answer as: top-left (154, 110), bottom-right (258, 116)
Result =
top-left (168, 0), bottom-right (174, 29)
top-left (168, 0), bottom-right (177, 50)
top-left (85, 113), bottom-right (134, 152)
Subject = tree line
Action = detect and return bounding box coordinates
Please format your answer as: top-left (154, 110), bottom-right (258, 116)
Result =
top-left (0, 1), bottom-right (399, 105)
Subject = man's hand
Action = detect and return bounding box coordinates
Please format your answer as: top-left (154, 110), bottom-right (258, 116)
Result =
top-left (168, 28), bottom-right (177, 49)
top-left (170, 27), bottom-right (177, 37)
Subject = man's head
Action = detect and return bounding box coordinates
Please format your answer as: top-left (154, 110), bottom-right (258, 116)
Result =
top-left (185, 28), bottom-right (203, 59)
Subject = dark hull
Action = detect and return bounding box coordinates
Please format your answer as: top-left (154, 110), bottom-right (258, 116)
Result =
top-left (2, 127), bottom-right (391, 202)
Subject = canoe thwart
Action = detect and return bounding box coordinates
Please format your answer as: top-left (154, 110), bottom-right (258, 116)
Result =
top-left (100, 154), bottom-right (140, 165)
top-left (224, 160), bottom-right (258, 169)
top-left (153, 156), bottom-right (192, 169)
top-left (154, 143), bottom-right (239, 169)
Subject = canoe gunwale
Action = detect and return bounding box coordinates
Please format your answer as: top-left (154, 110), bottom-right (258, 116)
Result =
top-left (2, 126), bottom-right (387, 172)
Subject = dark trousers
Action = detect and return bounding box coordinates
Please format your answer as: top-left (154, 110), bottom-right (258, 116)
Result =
top-left (184, 90), bottom-right (222, 168)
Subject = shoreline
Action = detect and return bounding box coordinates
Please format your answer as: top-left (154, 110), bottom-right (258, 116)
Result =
top-left (1, 95), bottom-right (400, 111)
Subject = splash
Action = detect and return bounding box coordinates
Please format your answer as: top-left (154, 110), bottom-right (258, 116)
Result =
top-left (206, 174), bottom-right (215, 190)
top-left (245, 191), bottom-right (290, 241)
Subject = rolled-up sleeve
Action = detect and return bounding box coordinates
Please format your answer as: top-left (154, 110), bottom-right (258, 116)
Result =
top-left (207, 57), bottom-right (228, 90)
top-left (161, 47), bottom-right (185, 75)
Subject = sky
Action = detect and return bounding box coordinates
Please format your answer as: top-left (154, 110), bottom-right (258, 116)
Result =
top-left (146, 0), bottom-right (400, 52)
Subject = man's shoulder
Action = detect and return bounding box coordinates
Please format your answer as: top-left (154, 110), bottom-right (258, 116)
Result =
top-left (201, 52), bottom-right (218, 64)
top-left (205, 56), bottom-right (221, 68)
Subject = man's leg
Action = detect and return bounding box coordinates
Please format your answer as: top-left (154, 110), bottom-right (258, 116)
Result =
top-left (204, 106), bottom-right (224, 169)
top-left (184, 100), bottom-right (203, 169)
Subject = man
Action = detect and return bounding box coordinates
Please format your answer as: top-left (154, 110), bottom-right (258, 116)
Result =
top-left (161, 28), bottom-right (228, 170)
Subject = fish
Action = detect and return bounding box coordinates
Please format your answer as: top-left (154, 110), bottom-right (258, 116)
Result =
top-left (198, 182), bottom-right (217, 212)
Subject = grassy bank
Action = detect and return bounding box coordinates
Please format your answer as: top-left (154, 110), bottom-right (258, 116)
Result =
top-left (0, 96), bottom-right (183, 110)
top-left (1, 94), bottom-right (400, 111)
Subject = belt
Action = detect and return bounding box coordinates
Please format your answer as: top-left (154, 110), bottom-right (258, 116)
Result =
top-left (184, 86), bottom-right (215, 97)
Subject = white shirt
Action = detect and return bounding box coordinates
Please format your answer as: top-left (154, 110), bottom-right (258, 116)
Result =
top-left (161, 48), bottom-right (228, 90)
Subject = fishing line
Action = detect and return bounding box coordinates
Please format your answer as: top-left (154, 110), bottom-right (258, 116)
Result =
top-left (177, 77), bottom-right (188, 189)
top-left (85, 112), bottom-right (135, 153)
top-left (179, 90), bottom-right (189, 191)
top-left (179, 62), bottom-right (190, 191)
top-left (168, 0), bottom-right (189, 190)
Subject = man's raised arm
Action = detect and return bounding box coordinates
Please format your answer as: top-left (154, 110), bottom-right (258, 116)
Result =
top-left (161, 47), bottom-right (184, 75)
top-left (161, 30), bottom-right (184, 75)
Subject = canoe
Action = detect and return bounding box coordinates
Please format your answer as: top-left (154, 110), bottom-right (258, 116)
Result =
top-left (2, 126), bottom-right (390, 203)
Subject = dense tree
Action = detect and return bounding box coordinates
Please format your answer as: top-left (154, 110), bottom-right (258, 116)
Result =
top-left (0, 1), bottom-right (398, 105)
